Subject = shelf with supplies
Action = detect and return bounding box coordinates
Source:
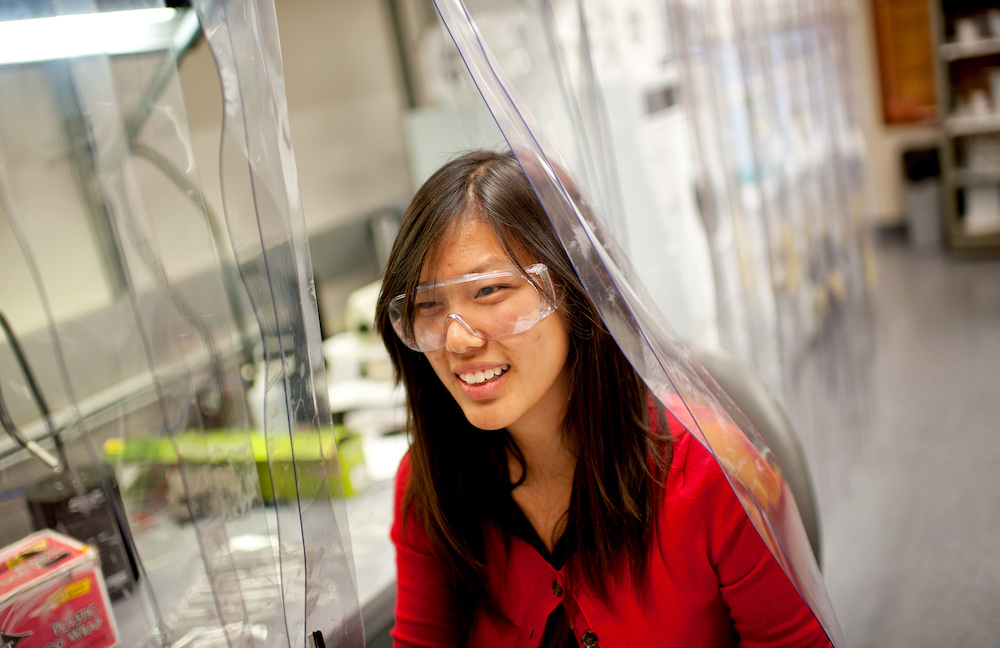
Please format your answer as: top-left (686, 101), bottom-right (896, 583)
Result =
top-left (951, 167), bottom-right (1000, 186)
top-left (940, 37), bottom-right (1000, 62)
top-left (930, 3), bottom-right (1000, 254)
top-left (943, 113), bottom-right (1000, 137)
top-left (946, 229), bottom-right (1000, 253)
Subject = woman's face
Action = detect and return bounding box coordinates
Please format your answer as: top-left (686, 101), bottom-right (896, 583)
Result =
top-left (418, 218), bottom-right (572, 439)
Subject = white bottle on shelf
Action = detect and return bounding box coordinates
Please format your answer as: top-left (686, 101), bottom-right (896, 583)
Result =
top-left (246, 360), bottom-right (292, 433)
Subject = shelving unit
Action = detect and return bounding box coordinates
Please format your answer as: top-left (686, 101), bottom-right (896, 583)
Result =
top-left (930, 2), bottom-right (1000, 253)
top-left (940, 36), bottom-right (1000, 62)
top-left (943, 113), bottom-right (1000, 136)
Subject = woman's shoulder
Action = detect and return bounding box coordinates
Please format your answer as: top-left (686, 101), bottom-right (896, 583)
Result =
top-left (666, 428), bottom-right (730, 494)
top-left (393, 450), bottom-right (421, 521)
top-left (391, 451), bottom-right (432, 549)
top-left (653, 429), bottom-right (762, 581)
top-left (661, 426), bottom-right (748, 538)
top-left (396, 449), bottom-right (413, 489)
top-left (655, 401), bottom-right (734, 495)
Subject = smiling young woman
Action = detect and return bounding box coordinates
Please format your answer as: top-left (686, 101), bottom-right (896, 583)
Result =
top-left (374, 150), bottom-right (832, 648)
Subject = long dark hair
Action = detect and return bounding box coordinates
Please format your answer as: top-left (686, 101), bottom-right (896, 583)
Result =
top-left (375, 150), bottom-right (672, 643)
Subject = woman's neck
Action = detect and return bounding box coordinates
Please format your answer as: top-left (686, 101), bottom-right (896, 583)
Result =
top-left (506, 423), bottom-right (576, 553)
top-left (508, 426), bottom-right (576, 486)
top-left (505, 373), bottom-right (574, 484)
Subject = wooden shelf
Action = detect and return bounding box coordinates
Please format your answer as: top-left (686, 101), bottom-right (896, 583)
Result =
top-left (932, 3), bottom-right (1000, 255)
top-left (941, 37), bottom-right (1000, 62)
top-left (952, 168), bottom-right (1000, 186)
top-left (943, 114), bottom-right (1000, 136)
top-left (948, 229), bottom-right (1000, 254)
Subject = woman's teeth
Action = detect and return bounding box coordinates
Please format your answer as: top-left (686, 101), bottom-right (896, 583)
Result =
top-left (459, 365), bottom-right (510, 385)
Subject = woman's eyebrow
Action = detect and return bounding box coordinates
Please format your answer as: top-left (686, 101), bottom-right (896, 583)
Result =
top-left (466, 256), bottom-right (515, 274)
top-left (419, 256), bottom-right (515, 284)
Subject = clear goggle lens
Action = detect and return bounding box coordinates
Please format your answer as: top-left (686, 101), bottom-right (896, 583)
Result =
top-left (388, 263), bottom-right (559, 352)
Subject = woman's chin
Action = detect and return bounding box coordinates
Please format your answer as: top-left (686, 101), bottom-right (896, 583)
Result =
top-left (463, 414), bottom-right (509, 432)
top-left (457, 404), bottom-right (511, 432)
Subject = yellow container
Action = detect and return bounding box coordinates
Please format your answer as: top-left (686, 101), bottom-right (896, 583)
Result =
top-left (102, 428), bottom-right (369, 501)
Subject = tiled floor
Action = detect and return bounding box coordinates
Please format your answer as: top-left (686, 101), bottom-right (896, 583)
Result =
top-left (823, 237), bottom-right (1000, 647)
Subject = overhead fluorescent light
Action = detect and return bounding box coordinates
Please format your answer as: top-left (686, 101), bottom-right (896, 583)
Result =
top-left (0, 8), bottom-right (200, 65)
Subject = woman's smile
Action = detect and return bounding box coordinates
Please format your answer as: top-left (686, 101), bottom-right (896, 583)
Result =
top-left (454, 362), bottom-right (511, 399)
top-left (456, 363), bottom-right (510, 386)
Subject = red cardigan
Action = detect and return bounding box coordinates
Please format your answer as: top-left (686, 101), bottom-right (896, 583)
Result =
top-left (390, 429), bottom-right (833, 648)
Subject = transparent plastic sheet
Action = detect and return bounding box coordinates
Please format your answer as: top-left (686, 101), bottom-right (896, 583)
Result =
top-left (737, 0), bottom-right (867, 512)
top-left (563, 0), bottom-right (719, 346)
top-left (0, 4), bottom-right (244, 644)
top-left (535, 0), bottom-right (630, 247)
top-left (419, 0), bottom-right (629, 246)
top-left (827, 0), bottom-right (878, 302)
top-left (798, 0), bottom-right (855, 322)
top-left (716, 0), bottom-right (830, 498)
top-left (663, 2), bottom-right (756, 365)
top-left (433, 0), bottom-right (718, 344)
top-left (806, 0), bottom-right (863, 301)
top-left (0, 1), bottom-right (361, 646)
top-left (664, 0), bottom-right (783, 388)
top-left (431, 0), bottom-right (844, 644)
top-left (749, 0), bottom-right (824, 360)
top-left (727, 0), bottom-right (803, 395)
top-left (190, 0), bottom-right (363, 645)
top-left (666, 0), bottom-right (876, 517)
top-left (812, 0), bottom-right (878, 408)
top-left (701, 0), bottom-right (788, 397)
top-left (793, 0), bottom-right (875, 506)
top-left (723, 0), bottom-right (837, 499)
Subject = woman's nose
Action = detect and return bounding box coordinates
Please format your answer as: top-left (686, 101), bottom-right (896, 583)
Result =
top-left (443, 314), bottom-right (486, 354)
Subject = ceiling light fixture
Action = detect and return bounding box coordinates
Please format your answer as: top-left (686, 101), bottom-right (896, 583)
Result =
top-left (0, 8), bottom-right (199, 65)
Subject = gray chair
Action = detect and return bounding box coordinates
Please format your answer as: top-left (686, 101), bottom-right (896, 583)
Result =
top-left (690, 344), bottom-right (822, 566)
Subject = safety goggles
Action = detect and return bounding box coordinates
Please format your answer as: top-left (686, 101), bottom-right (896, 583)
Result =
top-left (388, 263), bottom-right (561, 352)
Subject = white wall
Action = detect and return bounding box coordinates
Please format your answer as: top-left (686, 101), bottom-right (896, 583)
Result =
top-left (179, 0), bottom-right (413, 234)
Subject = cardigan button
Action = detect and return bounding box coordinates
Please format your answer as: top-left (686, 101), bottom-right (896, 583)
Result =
top-left (552, 580), bottom-right (563, 597)
top-left (582, 631), bottom-right (598, 647)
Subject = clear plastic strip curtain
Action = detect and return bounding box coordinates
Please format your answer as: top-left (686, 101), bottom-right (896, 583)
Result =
top-left (666, 0), bottom-right (875, 509)
top-left (429, 0), bottom-right (881, 643)
top-left (0, 0), bottom-right (362, 646)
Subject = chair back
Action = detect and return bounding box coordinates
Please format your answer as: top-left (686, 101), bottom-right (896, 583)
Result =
top-left (690, 344), bottom-right (822, 565)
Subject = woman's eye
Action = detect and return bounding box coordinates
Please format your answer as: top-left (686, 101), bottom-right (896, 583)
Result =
top-left (415, 301), bottom-right (442, 316)
top-left (475, 284), bottom-right (508, 299)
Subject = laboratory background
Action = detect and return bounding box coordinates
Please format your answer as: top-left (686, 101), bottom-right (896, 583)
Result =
top-left (0, 0), bottom-right (997, 647)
